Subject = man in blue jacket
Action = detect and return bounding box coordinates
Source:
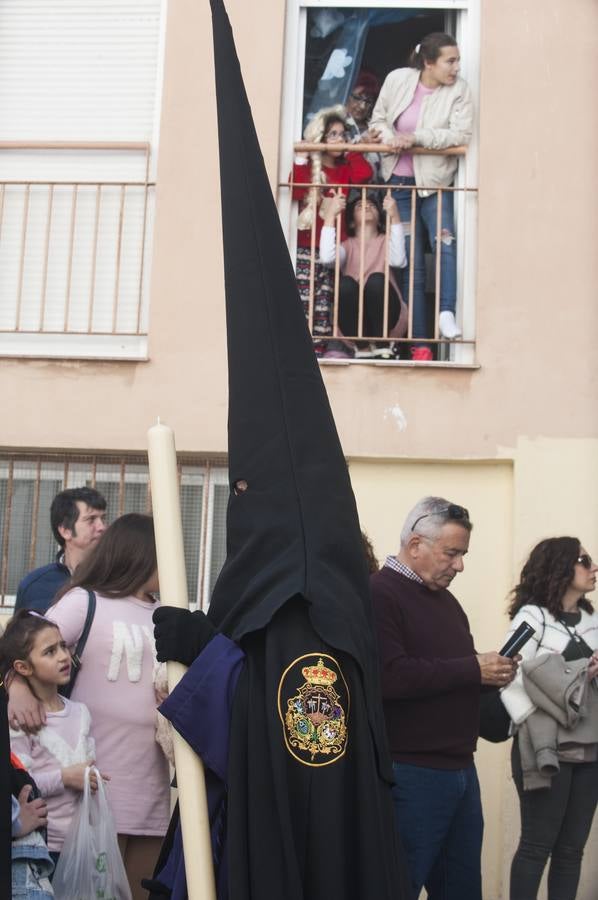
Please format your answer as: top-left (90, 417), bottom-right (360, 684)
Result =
top-left (15, 487), bottom-right (106, 612)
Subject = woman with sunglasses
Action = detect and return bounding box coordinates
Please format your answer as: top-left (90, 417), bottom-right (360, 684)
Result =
top-left (292, 106), bottom-right (372, 356)
top-left (500, 538), bottom-right (598, 900)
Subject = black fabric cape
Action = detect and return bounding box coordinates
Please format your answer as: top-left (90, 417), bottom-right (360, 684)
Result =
top-left (148, 1), bottom-right (410, 897)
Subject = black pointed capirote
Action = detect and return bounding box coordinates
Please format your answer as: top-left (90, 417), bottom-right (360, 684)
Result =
top-left (207, 0), bottom-right (379, 692)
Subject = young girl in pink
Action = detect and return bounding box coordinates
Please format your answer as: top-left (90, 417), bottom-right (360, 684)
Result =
top-left (1, 611), bottom-right (99, 865)
top-left (8, 514), bottom-right (170, 900)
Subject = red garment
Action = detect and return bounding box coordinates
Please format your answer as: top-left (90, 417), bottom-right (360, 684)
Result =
top-left (291, 153), bottom-right (372, 248)
top-left (10, 751), bottom-right (26, 770)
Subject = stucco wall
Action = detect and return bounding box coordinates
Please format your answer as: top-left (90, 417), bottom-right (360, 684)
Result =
top-left (1, 0), bottom-right (597, 460)
top-left (351, 448), bottom-right (598, 899)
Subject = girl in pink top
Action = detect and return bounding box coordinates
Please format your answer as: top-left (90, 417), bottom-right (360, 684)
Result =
top-left (1, 611), bottom-right (101, 859)
top-left (43, 513), bottom-right (170, 900)
top-left (319, 190), bottom-right (408, 359)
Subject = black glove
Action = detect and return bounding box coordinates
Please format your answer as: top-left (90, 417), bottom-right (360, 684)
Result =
top-left (153, 607), bottom-right (217, 666)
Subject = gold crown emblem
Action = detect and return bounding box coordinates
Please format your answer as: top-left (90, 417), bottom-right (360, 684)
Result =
top-left (302, 658), bottom-right (337, 686)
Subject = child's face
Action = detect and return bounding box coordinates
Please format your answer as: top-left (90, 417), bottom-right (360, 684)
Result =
top-left (21, 626), bottom-right (72, 687)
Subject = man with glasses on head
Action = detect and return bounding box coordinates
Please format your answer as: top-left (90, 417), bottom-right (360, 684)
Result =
top-left (371, 496), bottom-right (517, 900)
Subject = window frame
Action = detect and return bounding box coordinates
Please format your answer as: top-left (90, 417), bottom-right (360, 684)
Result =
top-left (278, 0), bottom-right (480, 365)
top-left (0, 0), bottom-right (170, 360)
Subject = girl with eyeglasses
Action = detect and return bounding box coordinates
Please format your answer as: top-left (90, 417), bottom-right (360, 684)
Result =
top-left (292, 105), bottom-right (372, 356)
top-left (500, 537), bottom-right (598, 900)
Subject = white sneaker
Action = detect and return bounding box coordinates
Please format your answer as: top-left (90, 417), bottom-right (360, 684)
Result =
top-left (439, 311), bottom-right (462, 340)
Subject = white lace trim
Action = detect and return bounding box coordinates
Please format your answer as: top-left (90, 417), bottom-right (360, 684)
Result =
top-left (37, 703), bottom-right (92, 768)
top-left (107, 620), bottom-right (156, 683)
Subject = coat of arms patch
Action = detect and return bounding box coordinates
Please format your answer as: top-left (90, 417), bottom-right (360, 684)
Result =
top-left (278, 653), bottom-right (349, 766)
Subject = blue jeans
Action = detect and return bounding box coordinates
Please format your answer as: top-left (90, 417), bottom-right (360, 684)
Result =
top-left (388, 175), bottom-right (457, 340)
top-left (392, 761), bottom-right (483, 900)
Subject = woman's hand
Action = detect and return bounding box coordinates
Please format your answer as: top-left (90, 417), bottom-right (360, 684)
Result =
top-left (382, 192), bottom-right (400, 223)
top-left (390, 133), bottom-right (416, 151)
top-left (363, 127), bottom-right (382, 144)
top-left (321, 189), bottom-right (346, 226)
top-left (587, 654), bottom-right (598, 680)
top-left (62, 762), bottom-right (109, 793)
top-left (7, 675), bottom-right (46, 733)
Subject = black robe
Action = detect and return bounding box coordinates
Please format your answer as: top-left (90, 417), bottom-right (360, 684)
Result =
top-left (146, 1), bottom-right (410, 896)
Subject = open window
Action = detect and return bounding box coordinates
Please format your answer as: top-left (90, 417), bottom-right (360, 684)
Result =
top-left (278, 1), bottom-right (480, 365)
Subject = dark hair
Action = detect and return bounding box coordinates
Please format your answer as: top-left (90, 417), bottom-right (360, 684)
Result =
top-left (0, 611), bottom-right (60, 679)
top-left (361, 530), bottom-right (379, 575)
top-left (351, 70), bottom-right (381, 99)
top-left (508, 537), bottom-right (593, 619)
top-left (51, 487), bottom-right (107, 548)
top-left (54, 513), bottom-right (157, 602)
top-left (346, 192), bottom-right (385, 236)
top-left (323, 113), bottom-right (346, 140)
top-left (409, 32), bottom-right (458, 70)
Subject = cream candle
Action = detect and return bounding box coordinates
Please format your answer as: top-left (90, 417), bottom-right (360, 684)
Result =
top-left (148, 420), bottom-right (217, 900)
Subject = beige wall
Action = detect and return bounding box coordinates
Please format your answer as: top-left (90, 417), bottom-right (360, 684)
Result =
top-left (351, 452), bottom-right (598, 899)
top-left (1, 0), bottom-right (597, 459)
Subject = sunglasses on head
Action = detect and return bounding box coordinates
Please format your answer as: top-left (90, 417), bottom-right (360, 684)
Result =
top-left (411, 504), bottom-right (470, 532)
top-left (577, 554), bottom-right (593, 570)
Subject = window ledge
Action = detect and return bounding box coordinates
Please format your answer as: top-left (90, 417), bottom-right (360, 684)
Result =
top-left (0, 332), bottom-right (148, 361)
top-left (319, 358), bottom-right (480, 370)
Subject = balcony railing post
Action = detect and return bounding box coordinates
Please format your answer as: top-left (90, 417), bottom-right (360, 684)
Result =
top-left (112, 185), bottom-right (127, 334)
top-left (40, 185), bottom-right (54, 331)
top-left (383, 188), bottom-right (390, 341)
top-left (434, 189), bottom-right (443, 342)
top-left (358, 186), bottom-right (366, 342)
top-left (88, 185), bottom-right (101, 333)
top-left (407, 186), bottom-right (417, 341)
top-left (64, 185), bottom-right (79, 332)
top-left (15, 184), bottom-right (31, 331)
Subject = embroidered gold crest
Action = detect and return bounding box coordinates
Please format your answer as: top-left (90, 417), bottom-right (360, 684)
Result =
top-left (278, 653), bottom-right (349, 766)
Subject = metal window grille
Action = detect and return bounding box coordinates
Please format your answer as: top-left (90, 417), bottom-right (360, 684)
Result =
top-left (0, 451), bottom-right (228, 610)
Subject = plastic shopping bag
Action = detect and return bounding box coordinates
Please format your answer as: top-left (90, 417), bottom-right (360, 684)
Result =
top-left (52, 766), bottom-right (132, 900)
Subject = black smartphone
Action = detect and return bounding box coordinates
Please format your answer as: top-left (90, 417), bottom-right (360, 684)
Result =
top-left (499, 621), bottom-right (535, 658)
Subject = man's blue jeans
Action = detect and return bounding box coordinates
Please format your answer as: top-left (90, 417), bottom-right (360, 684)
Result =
top-left (388, 175), bottom-right (457, 340)
top-left (392, 761), bottom-right (483, 900)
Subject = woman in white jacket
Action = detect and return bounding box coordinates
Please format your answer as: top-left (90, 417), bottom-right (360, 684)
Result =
top-left (369, 33), bottom-right (473, 359)
top-left (501, 537), bottom-right (598, 900)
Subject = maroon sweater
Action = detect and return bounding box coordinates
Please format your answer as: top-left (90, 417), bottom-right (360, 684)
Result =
top-left (370, 566), bottom-right (481, 769)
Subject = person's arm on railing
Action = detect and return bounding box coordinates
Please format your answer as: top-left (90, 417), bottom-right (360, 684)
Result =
top-left (319, 192), bottom-right (347, 267)
top-left (382, 194), bottom-right (407, 269)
